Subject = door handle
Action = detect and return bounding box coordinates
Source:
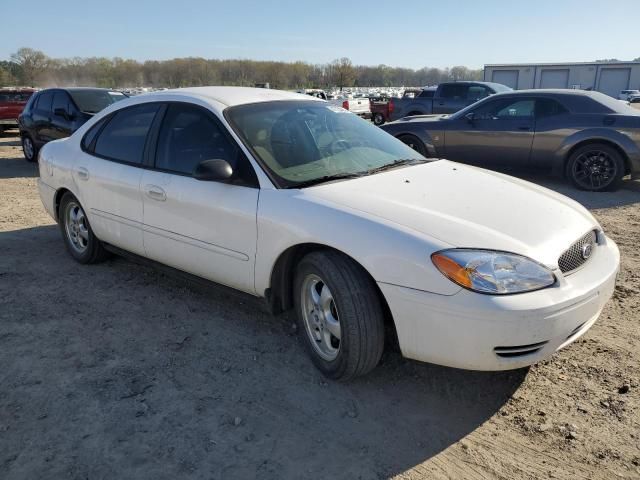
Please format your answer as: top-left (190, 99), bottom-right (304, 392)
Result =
top-left (144, 184), bottom-right (166, 201)
top-left (76, 167), bottom-right (89, 181)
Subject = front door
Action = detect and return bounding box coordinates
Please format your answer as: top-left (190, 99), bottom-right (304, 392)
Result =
top-left (444, 97), bottom-right (536, 167)
top-left (141, 102), bottom-right (260, 293)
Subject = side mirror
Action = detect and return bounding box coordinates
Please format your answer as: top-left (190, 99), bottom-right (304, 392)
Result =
top-left (465, 112), bottom-right (475, 123)
top-left (193, 159), bottom-right (233, 182)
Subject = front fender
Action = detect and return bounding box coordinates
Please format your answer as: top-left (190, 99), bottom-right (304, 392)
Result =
top-left (255, 189), bottom-right (461, 298)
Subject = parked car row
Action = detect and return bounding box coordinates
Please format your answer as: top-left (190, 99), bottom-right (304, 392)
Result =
top-left (37, 87), bottom-right (620, 380)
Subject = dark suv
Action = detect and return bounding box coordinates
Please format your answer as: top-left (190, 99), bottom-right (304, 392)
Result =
top-left (18, 87), bottom-right (127, 161)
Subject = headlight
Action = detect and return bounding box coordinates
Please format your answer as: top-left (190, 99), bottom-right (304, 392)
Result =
top-left (431, 249), bottom-right (555, 294)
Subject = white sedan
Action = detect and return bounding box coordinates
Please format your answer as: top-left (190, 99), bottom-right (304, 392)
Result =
top-left (37, 87), bottom-right (619, 380)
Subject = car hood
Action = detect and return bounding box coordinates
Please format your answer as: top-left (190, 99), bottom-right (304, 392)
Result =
top-left (304, 160), bottom-right (600, 268)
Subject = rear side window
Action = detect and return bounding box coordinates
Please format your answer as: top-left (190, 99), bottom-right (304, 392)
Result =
top-left (418, 89), bottom-right (435, 98)
top-left (439, 84), bottom-right (469, 99)
top-left (36, 91), bottom-right (54, 112)
top-left (93, 104), bottom-right (160, 165)
top-left (536, 99), bottom-right (569, 118)
top-left (81, 116), bottom-right (110, 151)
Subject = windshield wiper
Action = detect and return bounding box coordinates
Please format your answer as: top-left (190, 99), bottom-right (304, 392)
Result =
top-left (365, 158), bottom-right (428, 175)
top-left (289, 172), bottom-right (365, 189)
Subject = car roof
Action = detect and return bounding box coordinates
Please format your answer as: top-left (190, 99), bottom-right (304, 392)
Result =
top-left (498, 89), bottom-right (598, 96)
top-left (149, 86), bottom-right (316, 107)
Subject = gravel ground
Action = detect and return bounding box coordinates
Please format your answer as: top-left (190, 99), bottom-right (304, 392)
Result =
top-left (1, 129), bottom-right (639, 480)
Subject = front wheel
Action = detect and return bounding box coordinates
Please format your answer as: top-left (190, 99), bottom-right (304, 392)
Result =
top-left (294, 251), bottom-right (385, 381)
top-left (22, 135), bottom-right (38, 162)
top-left (566, 143), bottom-right (625, 192)
top-left (397, 134), bottom-right (427, 156)
top-left (59, 192), bottom-right (109, 264)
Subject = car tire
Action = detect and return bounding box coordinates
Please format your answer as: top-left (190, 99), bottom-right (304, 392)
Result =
top-left (293, 250), bottom-right (385, 381)
top-left (22, 135), bottom-right (38, 162)
top-left (397, 134), bottom-right (428, 156)
top-left (566, 143), bottom-right (625, 192)
top-left (58, 192), bottom-right (110, 264)
top-left (373, 112), bottom-right (385, 126)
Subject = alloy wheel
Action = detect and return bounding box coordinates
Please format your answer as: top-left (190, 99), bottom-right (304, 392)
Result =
top-left (571, 150), bottom-right (618, 190)
top-left (64, 201), bottom-right (90, 253)
top-left (301, 274), bottom-right (341, 361)
top-left (23, 137), bottom-right (34, 160)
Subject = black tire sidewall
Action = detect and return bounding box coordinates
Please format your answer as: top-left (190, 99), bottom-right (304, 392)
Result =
top-left (567, 143), bottom-right (624, 192)
top-left (398, 135), bottom-right (427, 156)
top-left (373, 113), bottom-right (384, 125)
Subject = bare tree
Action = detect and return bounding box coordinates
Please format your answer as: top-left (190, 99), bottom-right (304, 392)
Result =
top-left (10, 47), bottom-right (49, 86)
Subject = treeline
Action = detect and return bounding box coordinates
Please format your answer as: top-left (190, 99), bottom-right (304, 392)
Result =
top-left (1, 47), bottom-right (484, 90)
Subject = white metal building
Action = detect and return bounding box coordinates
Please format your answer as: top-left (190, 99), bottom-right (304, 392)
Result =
top-left (483, 62), bottom-right (640, 97)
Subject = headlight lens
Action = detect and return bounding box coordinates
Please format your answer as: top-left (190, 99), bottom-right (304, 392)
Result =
top-left (431, 249), bottom-right (555, 294)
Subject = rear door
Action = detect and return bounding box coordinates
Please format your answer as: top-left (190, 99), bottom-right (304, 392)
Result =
top-left (73, 102), bottom-right (162, 256)
top-left (32, 90), bottom-right (54, 143)
top-left (140, 102), bottom-right (259, 293)
top-left (51, 91), bottom-right (75, 140)
top-left (444, 96), bottom-right (536, 167)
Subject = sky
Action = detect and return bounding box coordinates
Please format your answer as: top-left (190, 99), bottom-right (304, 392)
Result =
top-left (2, 0), bottom-right (639, 69)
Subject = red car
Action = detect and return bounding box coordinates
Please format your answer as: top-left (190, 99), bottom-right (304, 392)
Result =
top-left (0, 88), bottom-right (36, 133)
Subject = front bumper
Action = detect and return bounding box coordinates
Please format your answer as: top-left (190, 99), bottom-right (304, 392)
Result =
top-left (379, 236), bottom-right (620, 371)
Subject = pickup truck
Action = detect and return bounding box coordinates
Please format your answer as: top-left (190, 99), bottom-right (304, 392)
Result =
top-left (388, 81), bottom-right (511, 121)
top-left (0, 88), bottom-right (36, 133)
top-left (298, 89), bottom-right (371, 118)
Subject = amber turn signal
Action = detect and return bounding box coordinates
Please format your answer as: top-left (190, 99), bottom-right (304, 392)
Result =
top-left (431, 253), bottom-right (473, 288)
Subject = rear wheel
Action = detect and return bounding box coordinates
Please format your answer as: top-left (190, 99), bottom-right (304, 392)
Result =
top-left (22, 135), bottom-right (37, 162)
top-left (397, 134), bottom-right (427, 156)
top-left (59, 192), bottom-right (109, 264)
top-left (294, 251), bottom-right (385, 381)
top-left (566, 143), bottom-right (625, 192)
top-left (373, 112), bottom-right (385, 126)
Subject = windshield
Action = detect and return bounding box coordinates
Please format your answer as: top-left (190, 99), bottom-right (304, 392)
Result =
top-left (69, 90), bottom-right (127, 114)
top-left (226, 100), bottom-right (429, 187)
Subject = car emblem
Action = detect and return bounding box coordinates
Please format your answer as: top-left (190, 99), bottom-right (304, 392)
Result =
top-left (581, 243), bottom-right (593, 260)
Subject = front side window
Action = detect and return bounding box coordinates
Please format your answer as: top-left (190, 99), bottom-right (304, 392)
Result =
top-left (93, 103), bottom-right (160, 165)
top-left (156, 104), bottom-right (238, 175)
top-left (467, 86), bottom-right (490, 102)
top-left (226, 101), bottom-right (428, 187)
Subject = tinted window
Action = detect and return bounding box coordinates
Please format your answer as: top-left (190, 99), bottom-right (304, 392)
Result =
top-left (418, 89), bottom-right (435, 98)
top-left (156, 104), bottom-right (238, 175)
top-left (439, 84), bottom-right (469, 99)
top-left (536, 99), bottom-right (569, 117)
top-left (82, 116), bottom-right (110, 151)
top-left (467, 86), bottom-right (491, 101)
top-left (68, 90), bottom-right (127, 114)
top-left (52, 92), bottom-right (71, 115)
top-left (0, 91), bottom-right (33, 102)
top-left (473, 98), bottom-right (535, 119)
top-left (93, 104), bottom-right (159, 164)
top-left (36, 91), bottom-right (54, 112)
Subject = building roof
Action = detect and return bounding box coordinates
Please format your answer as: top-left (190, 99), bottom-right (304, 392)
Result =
top-left (485, 61), bottom-right (640, 68)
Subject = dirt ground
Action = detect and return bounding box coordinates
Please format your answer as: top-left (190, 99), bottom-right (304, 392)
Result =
top-left (0, 129), bottom-right (639, 480)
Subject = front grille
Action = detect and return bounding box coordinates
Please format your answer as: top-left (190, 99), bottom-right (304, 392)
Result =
top-left (558, 230), bottom-right (597, 275)
top-left (494, 341), bottom-right (549, 358)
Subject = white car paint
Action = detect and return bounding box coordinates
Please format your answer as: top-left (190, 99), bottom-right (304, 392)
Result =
top-left (37, 86), bottom-right (619, 371)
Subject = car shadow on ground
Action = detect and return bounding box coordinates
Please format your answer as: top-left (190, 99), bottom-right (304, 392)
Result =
top-left (0, 225), bottom-right (526, 479)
